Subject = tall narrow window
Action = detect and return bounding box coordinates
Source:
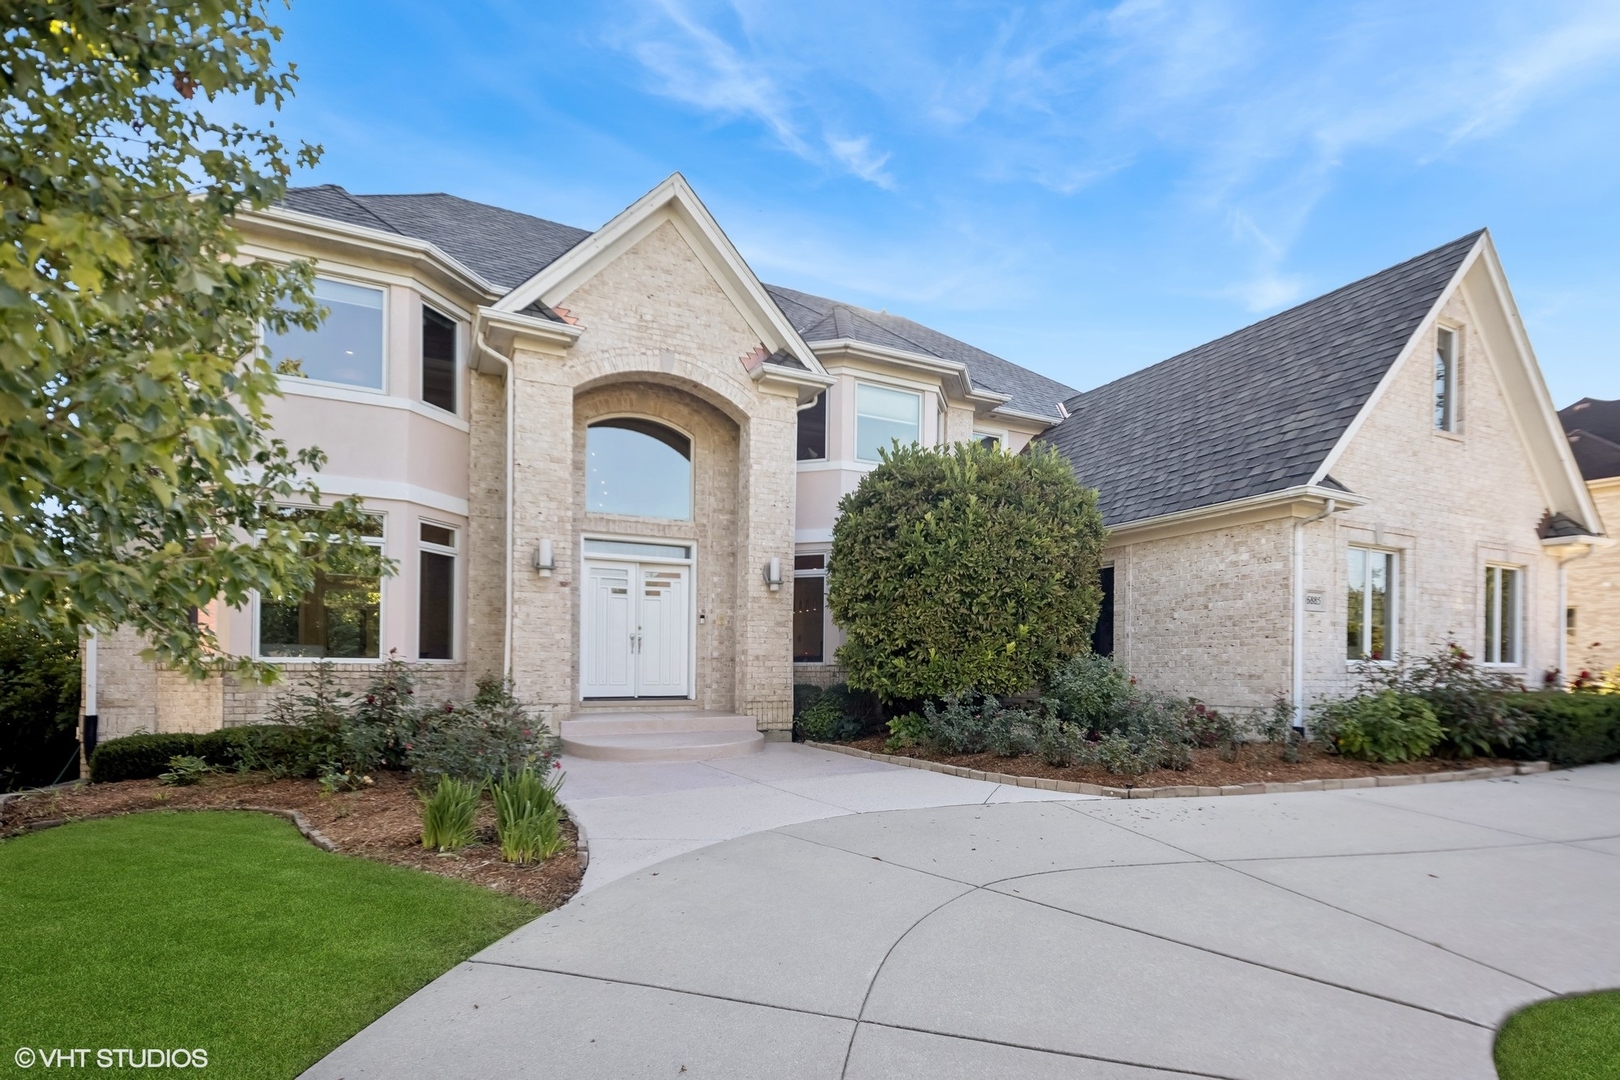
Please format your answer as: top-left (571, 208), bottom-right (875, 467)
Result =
top-left (1434, 326), bottom-right (1457, 431)
top-left (422, 305), bottom-right (457, 414)
top-left (265, 277), bottom-right (385, 389)
top-left (259, 514), bottom-right (385, 659)
top-left (793, 554), bottom-right (826, 663)
top-left (419, 523), bottom-right (456, 660)
top-left (855, 383), bottom-right (921, 462)
top-left (797, 393), bottom-right (826, 461)
top-left (1484, 565), bottom-right (1522, 665)
top-left (1346, 546), bottom-right (1397, 661)
top-left (1090, 566), bottom-right (1115, 657)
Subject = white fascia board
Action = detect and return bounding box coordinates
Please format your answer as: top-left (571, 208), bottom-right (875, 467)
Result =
top-left (245, 207), bottom-right (499, 299)
top-left (491, 173), bottom-right (826, 377)
top-left (1107, 485), bottom-right (1369, 540)
top-left (1465, 236), bottom-right (1605, 535)
top-left (1311, 234), bottom-right (1485, 487)
top-left (807, 337), bottom-right (1006, 407)
top-left (988, 405), bottom-right (1063, 428)
top-left (476, 305), bottom-right (583, 346)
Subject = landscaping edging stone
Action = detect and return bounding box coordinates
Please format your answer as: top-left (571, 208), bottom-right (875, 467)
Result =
top-left (802, 741), bottom-right (1551, 797)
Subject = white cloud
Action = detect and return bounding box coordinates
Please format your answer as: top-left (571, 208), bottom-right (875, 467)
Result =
top-left (824, 134), bottom-right (894, 189)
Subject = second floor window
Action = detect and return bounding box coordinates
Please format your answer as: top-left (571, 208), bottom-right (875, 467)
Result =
top-left (1434, 326), bottom-right (1457, 432)
top-left (586, 418), bottom-right (692, 520)
top-left (266, 277), bottom-right (385, 390)
top-left (422, 305), bottom-right (457, 413)
top-left (856, 383), bottom-right (920, 462)
top-left (797, 392), bottom-right (826, 461)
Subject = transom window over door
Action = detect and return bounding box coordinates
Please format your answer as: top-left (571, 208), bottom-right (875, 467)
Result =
top-left (1483, 565), bottom-right (1523, 666)
top-left (1346, 546), bottom-right (1397, 661)
top-left (855, 383), bottom-right (921, 462)
top-left (265, 277), bottom-right (385, 390)
top-left (586, 419), bottom-right (692, 520)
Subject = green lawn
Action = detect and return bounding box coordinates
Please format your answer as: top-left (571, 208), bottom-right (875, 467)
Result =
top-left (1496, 991), bottom-right (1620, 1080)
top-left (0, 811), bottom-right (537, 1079)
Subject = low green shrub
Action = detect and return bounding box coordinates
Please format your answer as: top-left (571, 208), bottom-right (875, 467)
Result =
top-left (1508, 692), bottom-right (1620, 767)
top-left (492, 765), bottom-right (567, 865)
top-left (793, 683), bottom-right (825, 718)
top-left (1313, 690), bottom-right (1442, 762)
top-left (1356, 642), bottom-right (1531, 757)
top-left (407, 677), bottom-right (551, 782)
top-left (157, 755), bottom-right (212, 786)
top-left (419, 776), bottom-right (481, 853)
top-left (795, 696), bottom-right (862, 742)
top-left (1042, 653), bottom-right (1134, 729)
top-left (90, 732), bottom-right (222, 783)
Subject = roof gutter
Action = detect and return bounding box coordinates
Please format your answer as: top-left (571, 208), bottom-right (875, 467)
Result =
top-left (1104, 485), bottom-right (1367, 546)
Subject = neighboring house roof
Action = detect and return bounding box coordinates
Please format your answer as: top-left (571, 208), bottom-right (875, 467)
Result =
top-left (765, 284), bottom-right (1077, 421)
top-left (276, 184), bottom-right (1074, 421)
top-left (1040, 231), bottom-right (1483, 527)
top-left (1559, 398), bottom-right (1620, 481)
top-left (280, 186), bottom-right (593, 291)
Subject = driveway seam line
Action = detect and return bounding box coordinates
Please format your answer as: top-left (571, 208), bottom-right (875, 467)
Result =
top-left (1320, 788), bottom-right (1620, 850)
top-left (853, 1020), bottom-right (1247, 1079)
top-left (1053, 801), bottom-right (1559, 995)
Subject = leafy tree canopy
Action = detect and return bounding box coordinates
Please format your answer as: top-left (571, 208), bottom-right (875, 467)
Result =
top-left (828, 440), bottom-right (1108, 702)
top-left (0, 2), bottom-right (384, 680)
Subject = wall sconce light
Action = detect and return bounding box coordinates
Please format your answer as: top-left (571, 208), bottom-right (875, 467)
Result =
top-left (534, 539), bottom-right (555, 577)
top-left (763, 556), bottom-right (782, 592)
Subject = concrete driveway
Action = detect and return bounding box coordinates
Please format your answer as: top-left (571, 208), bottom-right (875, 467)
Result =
top-left (304, 764), bottom-right (1620, 1079)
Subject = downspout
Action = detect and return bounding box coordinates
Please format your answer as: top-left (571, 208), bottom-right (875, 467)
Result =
top-left (1292, 499), bottom-right (1337, 729)
top-left (476, 331), bottom-right (516, 678)
top-left (81, 629), bottom-right (98, 767)
top-left (1557, 545), bottom-right (1596, 688)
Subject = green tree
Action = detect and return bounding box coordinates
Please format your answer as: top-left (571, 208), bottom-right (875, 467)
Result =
top-left (0, 2), bottom-right (383, 680)
top-left (0, 607), bottom-right (80, 790)
top-left (828, 440), bottom-right (1108, 702)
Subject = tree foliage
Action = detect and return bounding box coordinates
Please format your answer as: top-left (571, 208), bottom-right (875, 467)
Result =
top-left (827, 440), bottom-right (1108, 701)
top-left (0, 2), bottom-right (382, 680)
top-left (0, 607), bottom-right (80, 790)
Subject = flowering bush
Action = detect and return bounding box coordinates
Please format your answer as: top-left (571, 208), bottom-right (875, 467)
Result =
top-left (404, 676), bottom-right (555, 783)
top-left (1354, 642), bottom-right (1530, 758)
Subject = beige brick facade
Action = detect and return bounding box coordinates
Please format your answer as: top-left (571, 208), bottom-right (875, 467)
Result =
top-left (1568, 480), bottom-right (1620, 675)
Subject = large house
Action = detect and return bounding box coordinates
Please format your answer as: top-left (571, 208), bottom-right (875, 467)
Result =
top-left (1559, 398), bottom-right (1620, 676)
top-left (84, 175), bottom-right (1605, 755)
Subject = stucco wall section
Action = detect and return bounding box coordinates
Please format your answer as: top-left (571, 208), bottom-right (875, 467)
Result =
top-left (1110, 519), bottom-right (1294, 709)
top-left (1568, 480), bottom-right (1620, 675)
top-left (1312, 287), bottom-right (1563, 698)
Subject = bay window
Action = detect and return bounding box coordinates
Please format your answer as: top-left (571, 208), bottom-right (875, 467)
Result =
top-left (259, 515), bottom-right (385, 659)
top-left (419, 523), bottom-right (457, 660)
top-left (855, 383), bottom-right (921, 462)
top-left (265, 277), bottom-right (385, 390)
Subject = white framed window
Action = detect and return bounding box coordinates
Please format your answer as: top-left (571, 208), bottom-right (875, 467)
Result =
top-left (421, 304), bottom-right (458, 414)
top-left (973, 431), bottom-right (1002, 450)
top-left (855, 383), bottom-right (921, 462)
top-left (586, 418), bottom-right (693, 520)
top-left (797, 392), bottom-right (827, 461)
top-left (1483, 564), bottom-right (1523, 666)
top-left (1346, 546), bottom-right (1398, 661)
top-left (258, 512), bottom-right (386, 660)
top-left (419, 522), bottom-right (457, 661)
top-left (1434, 325), bottom-right (1458, 432)
top-left (793, 553), bottom-right (827, 664)
top-left (265, 277), bottom-right (386, 391)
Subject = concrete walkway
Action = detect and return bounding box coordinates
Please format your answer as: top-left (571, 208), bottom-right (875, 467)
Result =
top-left (305, 764), bottom-right (1620, 1079)
top-left (560, 742), bottom-right (1099, 891)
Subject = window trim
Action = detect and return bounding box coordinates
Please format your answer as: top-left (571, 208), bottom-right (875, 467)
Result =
top-left (253, 510), bottom-right (389, 664)
top-left (420, 301), bottom-right (461, 417)
top-left (417, 520), bottom-right (459, 663)
top-left (792, 548), bottom-right (831, 665)
top-left (796, 391), bottom-right (828, 462)
top-left (1482, 563), bottom-right (1525, 668)
top-left (1433, 323), bottom-right (1460, 435)
top-left (264, 273), bottom-right (390, 396)
top-left (1345, 544), bottom-right (1400, 665)
top-left (854, 381), bottom-right (924, 463)
top-left (584, 413), bottom-right (696, 522)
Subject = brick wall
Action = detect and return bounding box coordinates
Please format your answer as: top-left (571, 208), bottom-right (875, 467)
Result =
top-left (1568, 481), bottom-right (1620, 675)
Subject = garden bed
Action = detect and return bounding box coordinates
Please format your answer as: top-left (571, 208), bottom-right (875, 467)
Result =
top-left (836, 735), bottom-right (1524, 792)
top-left (0, 770), bottom-right (582, 910)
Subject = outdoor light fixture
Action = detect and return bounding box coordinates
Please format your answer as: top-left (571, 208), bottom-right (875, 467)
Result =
top-left (763, 556), bottom-right (782, 591)
top-left (534, 539), bottom-right (555, 577)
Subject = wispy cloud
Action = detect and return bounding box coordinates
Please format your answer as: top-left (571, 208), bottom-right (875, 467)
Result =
top-left (824, 134), bottom-right (893, 189)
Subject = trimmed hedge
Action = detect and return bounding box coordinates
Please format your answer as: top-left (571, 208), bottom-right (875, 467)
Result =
top-left (89, 730), bottom-right (244, 784)
top-left (1509, 693), bottom-right (1620, 767)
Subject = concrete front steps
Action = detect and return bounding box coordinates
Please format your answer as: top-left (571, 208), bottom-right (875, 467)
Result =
top-left (560, 709), bottom-right (764, 762)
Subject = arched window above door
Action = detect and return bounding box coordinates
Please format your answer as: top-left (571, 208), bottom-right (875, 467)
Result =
top-left (586, 418), bottom-right (693, 520)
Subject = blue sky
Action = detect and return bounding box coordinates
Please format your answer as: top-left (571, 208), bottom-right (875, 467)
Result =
top-left (265, 0), bottom-right (1620, 405)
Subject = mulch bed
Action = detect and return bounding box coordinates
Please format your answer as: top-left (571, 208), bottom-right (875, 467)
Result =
top-left (0, 771), bottom-right (582, 911)
top-left (843, 736), bottom-right (1520, 789)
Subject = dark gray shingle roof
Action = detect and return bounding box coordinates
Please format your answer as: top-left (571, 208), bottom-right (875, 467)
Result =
top-left (280, 186), bottom-right (593, 291)
top-left (1040, 231), bottom-right (1484, 526)
top-left (1559, 398), bottom-right (1620, 481)
top-left (764, 284), bottom-right (1076, 421)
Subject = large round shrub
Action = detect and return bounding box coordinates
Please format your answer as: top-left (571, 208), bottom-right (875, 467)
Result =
top-left (828, 441), bottom-right (1107, 701)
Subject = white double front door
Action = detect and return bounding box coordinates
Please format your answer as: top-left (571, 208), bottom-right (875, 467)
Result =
top-left (581, 559), bottom-right (692, 698)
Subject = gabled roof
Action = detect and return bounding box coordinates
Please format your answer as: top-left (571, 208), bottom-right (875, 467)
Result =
top-left (275, 183), bottom-right (1073, 420)
top-left (765, 284), bottom-right (1077, 421)
top-left (280, 186), bottom-right (592, 291)
top-left (1040, 231), bottom-right (1483, 526)
top-left (1560, 398), bottom-right (1620, 481)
